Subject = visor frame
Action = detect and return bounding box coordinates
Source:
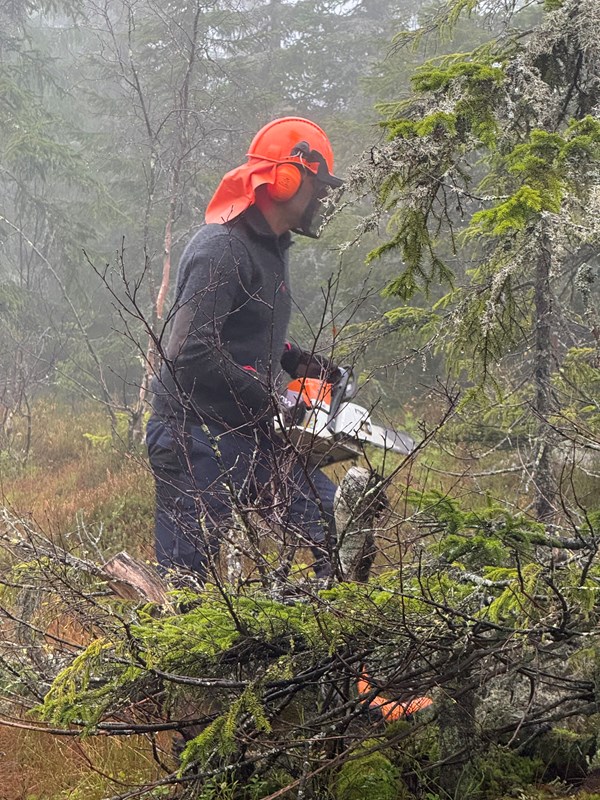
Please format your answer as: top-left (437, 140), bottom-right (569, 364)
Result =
top-left (289, 141), bottom-right (344, 189)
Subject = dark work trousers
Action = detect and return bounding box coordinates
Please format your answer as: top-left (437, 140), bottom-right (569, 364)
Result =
top-left (146, 415), bottom-right (336, 582)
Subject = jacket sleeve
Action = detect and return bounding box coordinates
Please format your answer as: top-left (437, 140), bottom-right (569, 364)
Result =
top-left (165, 232), bottom-right (270, 415)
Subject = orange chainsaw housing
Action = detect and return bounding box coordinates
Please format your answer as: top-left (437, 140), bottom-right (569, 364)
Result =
top-left (287, 377), bottom-right (332, 409)
top-left (357, 670), bottom-right (433, 722)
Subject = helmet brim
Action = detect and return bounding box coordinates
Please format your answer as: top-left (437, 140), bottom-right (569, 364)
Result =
top-left (318, 171), bottom-right (344, 189)
top-left (301, 149), bottom-right (343, 188)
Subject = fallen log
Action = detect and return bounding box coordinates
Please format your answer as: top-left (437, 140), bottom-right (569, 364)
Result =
top-left (102, 551), bottom-right (169, 605)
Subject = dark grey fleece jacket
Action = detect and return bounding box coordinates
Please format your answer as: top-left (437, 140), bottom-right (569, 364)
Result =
top-left (150, 206), bottom-right (295, 428)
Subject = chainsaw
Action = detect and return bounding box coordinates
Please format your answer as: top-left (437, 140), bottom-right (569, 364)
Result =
top-left (279, 367), bottom-right (415, 466)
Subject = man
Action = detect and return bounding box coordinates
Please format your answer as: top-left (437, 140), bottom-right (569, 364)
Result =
top-left (146, 117), bottom-right (343, 584)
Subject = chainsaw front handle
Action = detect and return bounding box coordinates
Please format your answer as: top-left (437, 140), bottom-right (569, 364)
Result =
top-left (327, 366), bottom-right (357, 433)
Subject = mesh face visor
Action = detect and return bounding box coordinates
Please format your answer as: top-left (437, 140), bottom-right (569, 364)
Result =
top-left (289, 141), bottom-right (343, 238)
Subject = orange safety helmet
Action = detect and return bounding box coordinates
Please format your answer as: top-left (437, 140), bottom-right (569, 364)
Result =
top-left (205, 117), bottom-right (342, 225)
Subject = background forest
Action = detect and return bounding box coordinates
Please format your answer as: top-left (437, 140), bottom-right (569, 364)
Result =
top-left (1, 0), bottom-right (600, 798)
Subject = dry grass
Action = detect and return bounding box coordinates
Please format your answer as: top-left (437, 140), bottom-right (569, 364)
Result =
top-left (1, 401), bottom-right (154, 559)
top-left (0, 401), bottom-right (160, 800)
top-left (0, 726), bottom-right (170, 800)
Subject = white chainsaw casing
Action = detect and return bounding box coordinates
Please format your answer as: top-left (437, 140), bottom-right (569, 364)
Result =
top-left (279, 388), bottom-right (414, 466)
top-left (329, 402), bottom-right (372, 437)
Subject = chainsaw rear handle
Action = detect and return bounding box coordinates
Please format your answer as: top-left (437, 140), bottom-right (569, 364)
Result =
top-left (327, 366), bottom-right (357, 432)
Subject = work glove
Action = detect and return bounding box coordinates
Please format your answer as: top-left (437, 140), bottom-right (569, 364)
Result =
top-left (281, 342), bottom-right (341, 383)
top-left (278, 391), bottom-right (309, 428)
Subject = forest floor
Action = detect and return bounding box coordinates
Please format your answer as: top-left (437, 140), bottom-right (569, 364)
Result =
top-left (0, 403), bottom-right (163, 800)
top-left (1, 402), bottom-right (599, 800)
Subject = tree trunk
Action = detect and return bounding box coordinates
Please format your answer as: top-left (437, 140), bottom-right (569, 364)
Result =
top-left (533, 217), bottom-right (554, 523)
top-left (437, 679), bottom-right (478, 798)
top-left (130, 190), bottom-right (175, 445)
top-left (130, 1), bottom-right (203, 444)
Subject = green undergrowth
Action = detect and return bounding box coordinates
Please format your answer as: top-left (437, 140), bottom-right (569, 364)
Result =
top-left (34, 506), bottom-right (600, 797)
top-left (333, 739), bottom-right (408, 800)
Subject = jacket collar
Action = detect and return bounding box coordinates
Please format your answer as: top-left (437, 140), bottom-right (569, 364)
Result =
top-left (235, 205), bottom-right (292, 250)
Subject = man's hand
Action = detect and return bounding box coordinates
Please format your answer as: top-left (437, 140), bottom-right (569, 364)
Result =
top-left (278, 391), bottom-right (309, 428)
top-left (298, 352), bottom-right (342, 382)
top-left (281, 343), bottom-right (341, 383)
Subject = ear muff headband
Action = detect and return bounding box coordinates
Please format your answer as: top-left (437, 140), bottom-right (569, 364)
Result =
top-left (267, 163), bottom-right (303, 201)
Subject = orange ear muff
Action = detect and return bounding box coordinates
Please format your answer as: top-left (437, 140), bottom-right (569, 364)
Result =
top-left (267, 163), bottom-right (303, 201)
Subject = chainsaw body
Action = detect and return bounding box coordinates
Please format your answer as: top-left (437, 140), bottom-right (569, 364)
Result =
top-left (280, 368), bottom-right (415, 466)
